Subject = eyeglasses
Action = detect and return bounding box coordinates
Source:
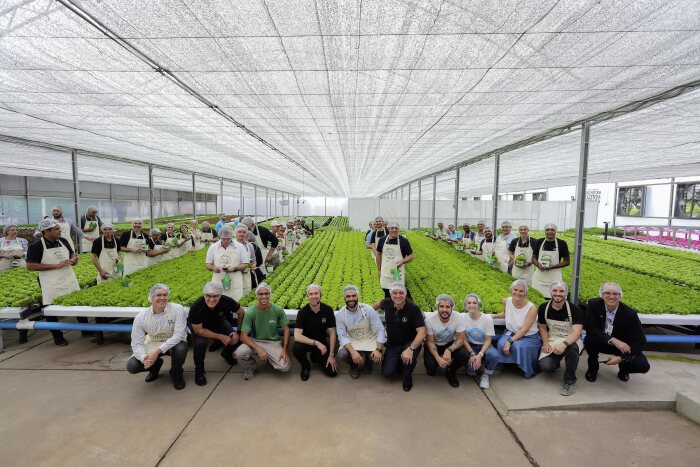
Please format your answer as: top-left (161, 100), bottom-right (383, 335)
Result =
top-left (204, 294), bottom-right (222, 300)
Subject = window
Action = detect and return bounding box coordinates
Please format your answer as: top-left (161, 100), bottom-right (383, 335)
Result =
top-left (472, 196), bottom-right (481, 201)
top-left (513, 194), bottom-right (525, 201)
top-left (675, 183), bottom-right (700, 219)
top-left (617, 186), bottom-right (645, 216)
top-left (532, 192), bottom-right (546, 201)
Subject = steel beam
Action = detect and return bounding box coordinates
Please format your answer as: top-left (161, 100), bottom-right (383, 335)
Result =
top-left (570, 122), bottom-right (591, 305)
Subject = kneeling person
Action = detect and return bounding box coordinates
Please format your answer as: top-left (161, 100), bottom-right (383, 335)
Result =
top-left (189, 282), bottom-right (245, 386)
top-left (235, 283), bottom-right (291, 379)
top-left (424, 294), bottom-right (469, 388)
top-left (292, 284), bottom-right (338, 380)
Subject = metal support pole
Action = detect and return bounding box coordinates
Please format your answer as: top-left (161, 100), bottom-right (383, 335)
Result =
top-left (453, 168), bottom-right (460, 228)
top-left (254, 185), bottom-right (258, 222)
top-left (407, 183), bottom-right (412, 229)
top-left (431, 174), bottom-right (437, 233)
top-left (148, 165), bottom-right (155, 229)
top-left (324, 197), bottom-right (327, 216)
top-left (492, 154), bottom-right (500, 231)
top-left (70, 150), bottom-right (81, 252)
top-left (612, 181), bottom-right (618, 230)
top-left (668, 177), bottom-right (675, 227)
top-left (417, 180), bottom-right (422, 229)
top-left (24, 176), bottom-right (30, 224)
top-left (266, 188), bottom-right (269, 218)
top-left (191, 173), bottom-right (196, 219)
top-left (274, 191), bottom-right (277, 217)
top-left (570, 122), bottom-right (591, 305)
top-left (108, 183), bottom-right (113, 222)
top-left (219, 178), bottom-right (224, 214)
top-left (240, 183), bottom-right (244, 217)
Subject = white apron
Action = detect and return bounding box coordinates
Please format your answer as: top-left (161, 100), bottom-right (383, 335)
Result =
top-left (81, 217), bottom-right (99, 252)
top-left (380, 239), bottom-right (405, 290)
top-left (479, 239), bottom-right (497, 266)
top-left (38, 237), bottom-right (79, 305)
top-left (0, 240), bottom-right (26, 271)
top-left (511, 237), bottom-right (534, 283)
top-left (531, 239), bottom-right (562, 297)
top-left (495, 238), bottom-right (511, 273)
top-left (253, 226), bottom-right (269, 275)
top-left (178, 234), bottom-right (193, 256)
top-left (96, 236), bottom-right (119, 283)
top-left (212, 244), bottom-right (244, 300)
top-left (123, 231), bottom-right (149, 276)
top-left (200, 231), bottom-right (214, 251)
top-left (56, 218), bottom-right (75, 251)
top-left (163, 234), bottom-right (181, 259)
top-left (148, 243), bottom-right (167, 266)
top-left (143, 306), bottom-right (176, 354)
top-left (538, 301), bottom-right (584, 359)
top-left (344, 306), bottom-right (377, 352)
top-left (462, 234), bottom-right (478, 253)
top-left (473, 232), bottom-right (485, 250)
top-left (241, 243), bottom-right (256, 295)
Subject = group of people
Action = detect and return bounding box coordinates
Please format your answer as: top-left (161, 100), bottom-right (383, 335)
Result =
top-left (127, 279), bottom-right (649, 395)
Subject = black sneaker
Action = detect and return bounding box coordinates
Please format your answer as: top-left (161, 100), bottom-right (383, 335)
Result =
top-left (145, 359), bottom-right (163, 383)
top-left (195, 373), bottom-right (207, 386)
top-left (403, 375), bottom-right (413, 392)
top-left (349, 366), bottom-right (361, 379)
top-left (447, 373), bottom-right (460, 388)
top-left (172, 376), bottom-right (186, 390)
top-left (54, 336), bottom-right (69, 346)
top-left (426, 368), bottom-right (436, 377)
top-left (585, 369), bottom-right (598, 382)
top-left (209, 340), bottom-right (223, 352)
top-left (300, 368), bottom-right (310, 381)
top-left (363, 358), bottom-right (373, 374)
top-left (221, 351), bottom-right (237, 366)
top-left (617, 370), bottom-right (630, 382)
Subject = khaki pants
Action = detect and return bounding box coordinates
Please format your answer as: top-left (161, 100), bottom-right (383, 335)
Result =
top-left (234, 339), bottom-right (291, 372)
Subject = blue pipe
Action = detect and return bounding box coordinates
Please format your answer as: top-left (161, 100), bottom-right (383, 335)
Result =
top-left (0, 321), bottom-right (133, 333)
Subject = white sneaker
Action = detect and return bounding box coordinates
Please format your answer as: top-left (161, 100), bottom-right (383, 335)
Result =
top-left (243, 368), bottom-right (255, 380)
top-left (479, 374), bottom-right (490, 389)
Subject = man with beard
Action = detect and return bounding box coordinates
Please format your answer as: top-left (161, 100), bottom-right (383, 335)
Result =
top-left (292, 284), bottom-right (338, 380)
top-left (34, 205), bottom-right (86, 252)
top-left (119, 218), bottom-right (155, 276)
top-left (537, 282), bottom-right (584, 396)
top-left (531, 223), bottom-right (570, 298)
top-left (474, 226), bottom-right (497, 266)
top-left (336, 284), bottom-right (386, 379)
top-left (368, 217), bottom-right (388, 256)
top-left (424, 294), bottom-right (469, 388)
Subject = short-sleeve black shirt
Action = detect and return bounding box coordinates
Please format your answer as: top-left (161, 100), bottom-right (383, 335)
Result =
top-left (508, 236), bottom-right (536, 253)
top-left (295, 303), bottom-right (336, 342)
top-left (369, 228), bottom-right (389, 245)
top-left (537, 300), bottom-right (584, 326)
top-left (380, 298), bottom-right (425, 346)
top-left (188, 295), bottom-right (241, 330)
top-left (91, 236), bottom-right (121, 256)
top-left (532, 238), bottom-right (570, 260)
top-left (255, 225), bottom-right (279, 248)
top-left (376, 235), bottom-right (413, 257)
top-left (26, 237), bottom-right (74, 264)
top-left (118, 231), bottom-right (154, 249)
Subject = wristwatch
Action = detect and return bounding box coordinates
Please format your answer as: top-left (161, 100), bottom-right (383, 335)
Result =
top-left (409, 344), bottom-right (416, 351)
top-left (329, 352), bottom-right (335, 357)
top-left (507, 337), bottom-right (514, 344)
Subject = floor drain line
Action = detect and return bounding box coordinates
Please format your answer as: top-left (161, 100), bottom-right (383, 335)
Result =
top-left (483, 388), bottom-right (540, 467)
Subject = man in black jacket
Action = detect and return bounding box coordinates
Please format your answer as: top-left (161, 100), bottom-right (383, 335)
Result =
top-left (584, 282), bottom-right (650, 382)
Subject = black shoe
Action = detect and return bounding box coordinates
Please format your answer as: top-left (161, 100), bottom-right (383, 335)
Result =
top-left (447, 374), bottom-right (460, 388)
top-left (426, 368), bottom-right (436, 377)
top-left (18, 330), bottom-right (28, 344)
top-left (145, 359), bottom-right (163, 383)
top-left (221, 351), bottom-right (237, 366)
top-left (96, 332), bottom-right (104, 345)
top-left (54, 337), bottom-right (69, 346)
top-left (618, 370), bottom-right (629, 382)
top-left (195, 373), bottom-right (207, 386)
top-left (403, 375), bottom-right (413, 392)
top-left (363, 359), bottom-right (373, 374)
top-left (585, 370), bottom-right (598, 382)
top-left (209, 340), bottom-right (223, 352)
top-left (172, 376), bottom-right (186, 390)
top-left (300, 368), bottom-right (310, 381)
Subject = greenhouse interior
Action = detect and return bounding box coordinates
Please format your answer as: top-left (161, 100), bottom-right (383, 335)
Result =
top-left (1, 1), bottom-right (699, 466)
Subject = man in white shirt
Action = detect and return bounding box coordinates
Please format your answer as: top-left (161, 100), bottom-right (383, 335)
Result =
top-left (424, 294), bottom-right (469, 388)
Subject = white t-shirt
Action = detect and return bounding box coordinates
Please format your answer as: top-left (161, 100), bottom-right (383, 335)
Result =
top-left (464, 313), bottom-right (495, 345)
top-left (425, 312), bottom-right (465, 346)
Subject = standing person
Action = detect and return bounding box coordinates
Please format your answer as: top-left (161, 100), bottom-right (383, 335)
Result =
top-left (292, 284), bottom-right (338, 380)
top-left (584, 283), bottom-right (650, 383)
top-left (460, 223), bottom-right (477, 252)
top-left (25, 218), bottom-right (84, 346)
top-left (127, 284), bottom-right (188, 390)
top-left (234, 226), bottom-right (255, 295)
top-left (495, 221), bottom-right (517, 273)
top-left (473, 220), bottom-right (486, 247)
top-left (235, 283), bottom-right (291, 380)
top-left (79, 206), bottom-right (102, 253)
top-left (445, 224), bottom-right (463, 245)
top-left (0, 224), bottom-right (28, 272)
top-left (377, 282), bottom-right (425, 392)
top-left (376, 221), bottom-right (414, 298)
top-left (492, 280), bottom-right (541, 378)
top-left (531, 223), bottom-right (570, 298)
top-left (162, 223), bottom-right (185, 259)
top-left (189, 282), bottom-right (244, 386)
top-left (199, 221), bottom-right (217, 247)
top-left (336, 285), bottom-right (386, 379)
top-left (90, 222), bottom-right (121, 283)
top-left (538, 283), bottom-right (584, 396)
top-left (119, 219), bottom-right (154, 276)
top-left (509, 225), bottom-right (535, 284)
top-left (240, 216), bottom-right (278, 275)
top-left (147, 228), bottom-right (171, 266)
top-left (205, 225), bottom-right (247, 300)
top-left (34, 206), bottom-right (86, 252)
top-left (215, 214), bottom-right (227, 233)
top-left (424, 294), bottom-right (469, 388)
top-left (463, 294), bottom-right (499, 389)
top-left (365, 219), bottom-right (377, 251)
top-left (190, 219), bottom-right (202, 251)
top-left (369, 217), bottom-right (388, 257)
top-left (246, 231), bottom-right (266, 288)
top-left (178, 224), bottom-right (195, 255)
top-left (432, 221), bottom-right (449, 240)
top-left (474, 227), bottom-right (497, 266)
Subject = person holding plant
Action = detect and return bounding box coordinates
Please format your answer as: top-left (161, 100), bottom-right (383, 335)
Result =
top-left (474, 226), bottom-right (497, 266)
top-left (508, 224), bottom-right (535, 284)
top-left (79, 206), bottom-right (102, 253)
top-left (199, 221), bottom-right (218, 247)
top-left (292, 284), bottom-right (338, 381)
top-left (190, 219), bottom-right (203, 251)
top-left (336, 284), bottom-right (386, 379)
top-left (205, 225), bottom-right (248, 300)
top-left (376, 282), bottom-right (425, 392)
top-left (473, 220), bottom-right (486, 247)
top-left (495, 221), bottom-right (517, 273)
top-left (90, 222), bottom-right (121, 283)
top-left (424, 294), bottom-right (469, 388)
top-left (537, 282), bottom-right (584, 396)
top-left (240, 216), bottom-right (278, 276)
top-left (376, 221), bottom-right (414, 298)
top-left (127, 283), bottom-right (188, 390)
top-left (460, 223), bottom-right (477, 252)
top-left (147, 228), bottom-right (171, 266)
top-left (444, 224), bottom-right (463, 245)
top-left (584, 282), bottom-right (650, 383)
top-left (235, 283), bottom-right (291, 380)
top-left (189, 281), bottom-right (244, 386)
top-left (463, 293), bottom-right (498, 389)
top-left (432, 221), bottom-right (449, 240)
top-left (119, 218), bottom-right (154, 275)
top-left (0, 224), bottom-right (28, 272)
top-left (178, 223), bottom-right (195, 255)
top-left (492, 279), bottom-right (541, 378)
top-left (531, 223), bottom-right (570, 298)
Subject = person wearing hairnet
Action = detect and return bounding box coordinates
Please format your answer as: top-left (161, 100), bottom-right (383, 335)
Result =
top-left (0, 224), bottom-right (28, 272)
top-left (531, 223), bottom-right (570, 298)
top-left (199, 221), bottom-right (218, 247)
top-left (90, 222), bottom-right (120, 283)
top-left (424, 294), bottom-right (468, 388)
top-left (119, 218), bottom-right (154, 275)
top-left (205, 225), bottom-right (248, 300)
top-left (146, 228), bottom-right (171, 266)
top-left (79, 206), bottom-right (102, 252)
top-left (240, 216), bottom-right (278, 275)
top-left (34, 206), bottom-right (85, 252)
top-left (127, 284), bottom-right (188, 390)
top-left (375, 221), bottom-right (413, 298)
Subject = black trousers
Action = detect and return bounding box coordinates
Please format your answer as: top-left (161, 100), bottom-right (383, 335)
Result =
top-left (193, 319), bottom-right (241, 374)
top-left (539, 343), bottom-right (580, 384)
top-left (46, 316), bottom-right (88, 340)
top-left (423, 342), bottom-right (469, 376)
top-left (292, 341), bottom-right (337, 377)
top-left (382, 343), bottom-right (421, 379)
top-left (126, 341), bottom-right (188, 379)
top-left (585, 336), bottom-right (650, 375)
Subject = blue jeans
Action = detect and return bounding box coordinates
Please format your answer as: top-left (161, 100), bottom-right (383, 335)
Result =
top-left (468, 343), bottom-right (498, 375)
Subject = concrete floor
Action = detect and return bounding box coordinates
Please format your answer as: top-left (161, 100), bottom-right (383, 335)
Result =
top-left (1, 331), bottom-right (699, 467)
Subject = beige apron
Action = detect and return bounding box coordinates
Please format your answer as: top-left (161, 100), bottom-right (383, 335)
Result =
top-left (511, 237), bottom-right (534, 283)
top-left (143, 306), bottom-right (176, 354)
top-left (212, 244), bottom-right (244, 300)
top-left (147, 243), bottom-right (167, 266)
top-left (473, 233), bottom-right (485, 250)
top-left (479, 239), bottom-right (496, 266)
top-left (81, 217), bottom-right (99, 252)
top-left (163, 234), bottom-right (181, 258)
top-left (190, 229), bottom-right (201, 251)
top-left (241, 243), bottom-right (256, 296)
top-left (253, 226), bottom-right (269, 275)
top-left (538, 301), bottom-right (584, 359)
top-left (344, 306), bottom-right (377, 352)
top-left (38, 237), bottom-right (79, 305)
top-left (96, 236), bottom-right (119, 283)
top-left (123, 231), bottom-right (148, 276)
top-left (56, 218), bottom-right (75, 251)
top-left (532, 239), bottom-right (562, 297)
top-left (0, 240), bottom-right (26, 271)
top-left (178, 233), bottom-right (193, 256)
top-left (200, 231), bottom-right (214, 250)
top-left (495, 236), bottom-right (512, 273)
top-left (380, 239), bottom-right (405, 290)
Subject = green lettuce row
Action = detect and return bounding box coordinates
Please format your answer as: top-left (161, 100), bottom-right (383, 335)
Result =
top-left (559, 233), bottom-right (700, 265)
